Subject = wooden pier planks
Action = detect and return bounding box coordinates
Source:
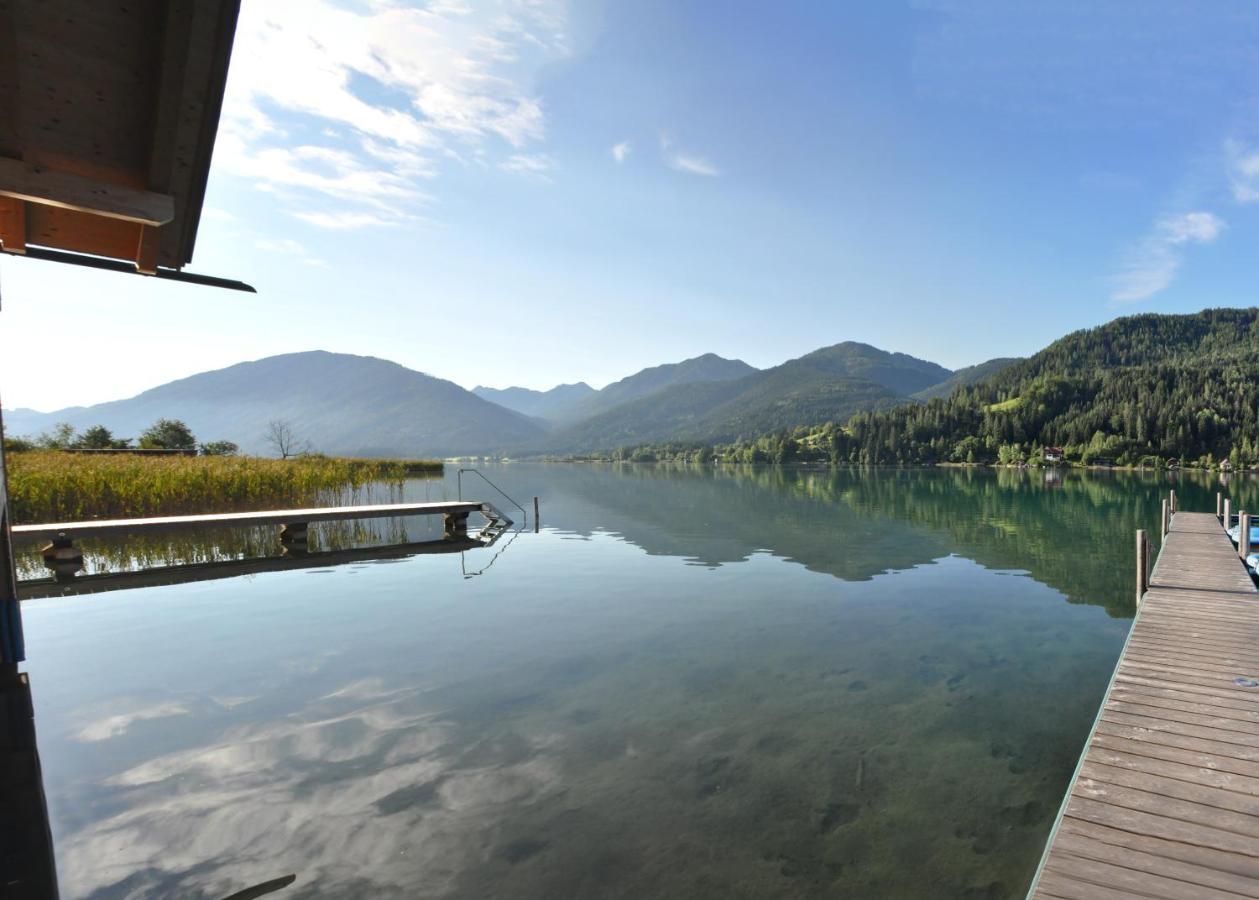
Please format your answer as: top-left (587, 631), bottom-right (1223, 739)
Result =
top-left (1030, 512), bottom-right (1259, 899)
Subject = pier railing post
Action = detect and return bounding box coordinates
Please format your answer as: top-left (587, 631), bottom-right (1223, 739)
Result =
top-left (1225, 497), bottom-right (1232, 529)
top-left (1170, 490), bottom-right (1176, 514)
top-left (1218, 492), bottom-right (1224, 520)
top-left (1241, 512), bottom-right (1252, 561)
top-left (1136, 529), bottom-right (1148, 605)
top-left (1161, 499), bottom-right (1170, 539)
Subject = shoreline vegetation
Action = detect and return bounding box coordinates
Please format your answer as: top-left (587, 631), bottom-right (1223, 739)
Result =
top-left (5, 451), bottom-right (441, 524)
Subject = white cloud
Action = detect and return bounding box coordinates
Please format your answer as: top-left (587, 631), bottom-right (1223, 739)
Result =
top-left (667, 154), bottom-right (720, 177)
top-left (255, 238), bottom-right (309, 256)
top-left (1226, 139), bottom-right (1259, 203)
top-left (294, 211), bottom-right (399, 229)
top-left (75, 701), bottom-right (190, 743)
top-left (498, 153), bottom-right (554, 179)
top-left (255, 236), bottom-right (329, 268)
top-left (1111, 211), bottom-right (1226, 303)
top-left (611, 140), bottom-right (631, 163)
top-left (658, 133), bottom-right (719, 176)
top-left (217, 0), bottom-right (569, 226)
top-left (1159, 211), bottom-right (1225, 244)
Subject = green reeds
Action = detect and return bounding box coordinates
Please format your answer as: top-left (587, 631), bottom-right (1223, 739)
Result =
top-left (5, 451), bottom-right (441, 523)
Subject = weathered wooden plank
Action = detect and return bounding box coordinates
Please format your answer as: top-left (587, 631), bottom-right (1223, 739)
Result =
top-left (1071, 775), bottom-right (1259, 838)
top-left (1064, 794), bottom-right (1259, 858)
top-left (1114, 673), bottom-right (1259, 708)
top-left (1086, 741), bottom-right (1259, 795)
top-left (1058, 818), bottom-right (1259, 890)
top-left (0, 157), bottom-right (174, 226)
top-left (1110, 685), bottom-right (1259, 726)
top-left (1044, 848), bottom-right (1255, 900)
top-left (1105, 698), bottom-right (1259, 738)
top-left (1079, 760), bottom-right (1259, 817)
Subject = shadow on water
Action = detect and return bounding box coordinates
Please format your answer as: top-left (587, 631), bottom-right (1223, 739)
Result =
top-left (17, 464), bottom-right (1222, 898)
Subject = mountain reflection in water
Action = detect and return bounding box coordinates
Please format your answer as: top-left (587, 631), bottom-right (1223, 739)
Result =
top-left (18, 464), bottom-right (1235, 898)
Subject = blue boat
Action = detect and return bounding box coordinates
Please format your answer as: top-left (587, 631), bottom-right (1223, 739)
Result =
top-left (1227, 523), bottom-right (1259, 546)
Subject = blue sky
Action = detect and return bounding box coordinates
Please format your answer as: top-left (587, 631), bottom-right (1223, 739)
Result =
top-left (5, 0), bottom-right (1259, 410)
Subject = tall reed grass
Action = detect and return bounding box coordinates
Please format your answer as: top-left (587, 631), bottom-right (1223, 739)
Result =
top-left (5, 451), bottom-right (440, 523)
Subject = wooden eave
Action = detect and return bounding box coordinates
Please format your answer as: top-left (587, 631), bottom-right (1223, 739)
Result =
top-left (0, 0), bottom-right (241, 274)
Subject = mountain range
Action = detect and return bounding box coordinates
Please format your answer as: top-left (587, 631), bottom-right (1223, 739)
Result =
top-left (3, 342), bottom-right (1002, 457)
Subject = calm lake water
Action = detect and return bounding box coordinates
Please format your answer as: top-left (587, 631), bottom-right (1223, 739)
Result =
top-left (17, 464), bottom-right (1236, 898)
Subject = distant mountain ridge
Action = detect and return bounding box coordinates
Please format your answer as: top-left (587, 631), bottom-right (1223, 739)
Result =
top-left (3, 341), bottom-right (998, 458)
top-left (541, 342), bottom-right (952, 452)
top-left (472, 382), bottom-right (595, 421)
top-left (3, 351), bottom-right (546, 457)
top-left (563, 353), bottom-right (758, 422)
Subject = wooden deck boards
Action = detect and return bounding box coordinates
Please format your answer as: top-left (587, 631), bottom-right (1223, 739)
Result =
top-left (1029, 512), bottom-right (1259, 899)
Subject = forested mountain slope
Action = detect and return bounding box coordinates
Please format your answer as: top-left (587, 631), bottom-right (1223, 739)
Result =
top-left (833, 309), bottom-right (1259, 465)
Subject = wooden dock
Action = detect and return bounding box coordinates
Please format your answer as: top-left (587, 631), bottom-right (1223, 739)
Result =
top-left (8, 500), bottom-right (512, 583)
top-left (6, 501), bottom-right (486, 542)
top-left (1029, 511), bottom-right (1259, 898)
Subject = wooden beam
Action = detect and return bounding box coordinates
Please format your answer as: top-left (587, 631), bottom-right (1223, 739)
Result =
top-left (0, 197), bottom-right (24, 253)
top-left (135, 224), bottom-right (160, 275)
top-left (0, 157), bottom-right (174, 227)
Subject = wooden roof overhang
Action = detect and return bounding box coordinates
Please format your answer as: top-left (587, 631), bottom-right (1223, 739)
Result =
top-left (0, 0), bottom-right (251, 290)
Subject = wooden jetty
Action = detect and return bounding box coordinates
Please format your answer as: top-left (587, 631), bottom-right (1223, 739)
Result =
top-left (9, 501), bottom-right (511, 582)
top-left (1028, 510), bottom-right (1259, 898)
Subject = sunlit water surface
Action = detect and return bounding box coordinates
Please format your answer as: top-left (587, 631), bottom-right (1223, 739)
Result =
top-left (23, 464), bottom-right (1234, 899)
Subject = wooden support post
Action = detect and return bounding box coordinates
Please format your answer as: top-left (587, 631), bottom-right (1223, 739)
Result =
top-left (533, 496), bottom-right (540, 533)
top-left (1136, 529), bottom-right (1148, 606)
top-left (443, 511), bottom-right (469, 539)
top-left (1225, 497), bottom-right (1232, 529)
top-left (1161, 499), bottom-right (1170, 539)
top-left (39, 533), bottom-right (83, 582)
top-left (1241, 512), bottom-right (1252, 561)
top-left (279, 523), bottom-right (308, 557)
top-left (1170, 490), bottom-right (1176, 514)
top-left (0, 412), bottom-right (24, 663)
top-left (1219, 492), bottom-right (1224, 519)
top-left (0, 197), bottom-right (26, 253)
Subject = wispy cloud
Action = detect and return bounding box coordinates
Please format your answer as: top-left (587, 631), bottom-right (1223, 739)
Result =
top-left (659, 134), bottom-right (719, 177)
top-left (611, 140), bottom-right (632, 163)
top-left (217, 0), bottom-right (569, 228)
top-left (499, 153), bottom-right (554, 180)
top-left (1111, 211), bottom-right (1225, 303)
top-left (256, 237), bottom-right (330, 268)
top-left (1226, 139), bottom-right (1259, 203)
top-left (74, 701), bottom-right (191, 743)
top-left (294, 211), bottom-right (399, 230)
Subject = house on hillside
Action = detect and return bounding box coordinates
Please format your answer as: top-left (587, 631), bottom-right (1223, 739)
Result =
top-left (1043, 446), bottom-right (1065, 464)
top-left (1221, 459), bottom-right (1234, 473)
top-left (1167, 458), bottom-right (1181, 470)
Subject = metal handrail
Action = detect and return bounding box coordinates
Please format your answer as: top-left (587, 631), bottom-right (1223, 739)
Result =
top-left (457, 468), bottom-right (528, 522)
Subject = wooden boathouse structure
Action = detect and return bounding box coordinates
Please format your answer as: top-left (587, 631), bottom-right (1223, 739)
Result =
top-left (1029, 503), bottom-right (1259, 899)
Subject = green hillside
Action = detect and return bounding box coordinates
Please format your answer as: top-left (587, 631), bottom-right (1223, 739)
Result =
top-left (833, 308), bottom-right (1259, 465)
top-left (911, 358), bottom-right (1021, 401)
